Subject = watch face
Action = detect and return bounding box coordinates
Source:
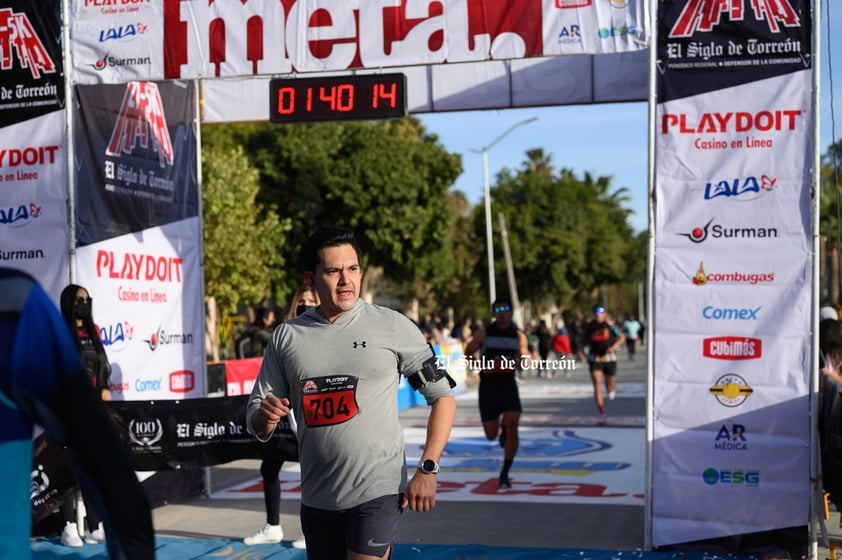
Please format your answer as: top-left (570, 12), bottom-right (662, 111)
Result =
top-left (421, 459), bottom-right (438, 473)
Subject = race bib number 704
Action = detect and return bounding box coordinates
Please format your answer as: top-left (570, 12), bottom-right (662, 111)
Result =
top-left (300, 375), bottom-right (360, 427)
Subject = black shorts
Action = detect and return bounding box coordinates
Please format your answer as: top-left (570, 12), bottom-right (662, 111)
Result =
top-left (300, 494), bottom-right (402, 559)
top-left (589, 360), bottom-right (617, 376)
top-left (478, 374), bottom-right (522, 422)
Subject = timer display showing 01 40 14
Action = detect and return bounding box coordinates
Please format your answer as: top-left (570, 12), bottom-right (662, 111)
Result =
top-left (269, 74), bottom-right (407, 123)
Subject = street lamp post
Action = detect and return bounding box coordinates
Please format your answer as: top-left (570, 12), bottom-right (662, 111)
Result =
top-left (471, 116), bottom-right (538, 305)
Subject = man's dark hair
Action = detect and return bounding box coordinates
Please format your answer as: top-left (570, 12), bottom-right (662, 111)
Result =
top-left (299, 226), bottom-right (361, 273)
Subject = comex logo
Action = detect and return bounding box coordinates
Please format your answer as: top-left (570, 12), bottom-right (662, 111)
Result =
top-left (702, 306), bottom-right (761, 320)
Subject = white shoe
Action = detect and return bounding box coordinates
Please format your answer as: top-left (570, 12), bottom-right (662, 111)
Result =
top-left (598, 413), bottom-right (607, 426)
top-left (243, 524), bottom-right (284, 545)
top-left (86, 522), bottom-right (106, 544)
top-left (61, 522), bottom-right (84, 548)
top-left (608, 390), bottom-right (616, 400)
top-left (292, 535), bottom-right (307, 549)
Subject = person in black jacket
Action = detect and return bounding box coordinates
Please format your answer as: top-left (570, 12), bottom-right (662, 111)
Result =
top-left (0, 269), bottom-right (153, 559)
top-left (57, 284), bottom-right (113, 547)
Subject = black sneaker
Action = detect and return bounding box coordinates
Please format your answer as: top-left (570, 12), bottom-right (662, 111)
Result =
top-left (498, 424), bottom-right (506, 448)
top-left (499, 476), bottom-right (512, 489)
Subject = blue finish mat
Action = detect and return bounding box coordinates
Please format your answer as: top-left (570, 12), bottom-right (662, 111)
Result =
top-left (32, 536), bottom-right (759, 559)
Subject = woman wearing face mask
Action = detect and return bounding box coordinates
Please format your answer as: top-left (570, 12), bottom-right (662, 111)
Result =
top-left (242, 284), bottom-right (318, 549)
top-left (56, 284), bottom-right (111, 547)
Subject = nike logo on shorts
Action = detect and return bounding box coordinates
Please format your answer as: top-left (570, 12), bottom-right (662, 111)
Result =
top-left (367, 538), bottom-right (390, 547)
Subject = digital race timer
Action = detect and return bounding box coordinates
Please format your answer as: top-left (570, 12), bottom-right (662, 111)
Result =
top-left (269, 73), bottom-right (407, 124)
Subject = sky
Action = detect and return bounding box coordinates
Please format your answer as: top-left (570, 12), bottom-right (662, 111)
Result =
top-left (417, 5), bottom-right (841, 234)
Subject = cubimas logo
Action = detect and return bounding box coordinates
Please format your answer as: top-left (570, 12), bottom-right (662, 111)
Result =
top-left (703, 337), bottom-right (762, 360)
top-left (691, 262), bottom-right (774, 286)
top-left (169, 370), bottom-right (195, 393)
top-left (669, 0), bottom-right (799, 38)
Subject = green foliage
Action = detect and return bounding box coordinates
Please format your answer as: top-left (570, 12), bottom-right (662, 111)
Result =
top-left (202, 118), bottom-right (463, 302)
top-left (199, 119), bottom-right (642, 326)
top-left (201, 140), bottom-right (290, 317)
top-left (486, 149), bottom-right (639, 317)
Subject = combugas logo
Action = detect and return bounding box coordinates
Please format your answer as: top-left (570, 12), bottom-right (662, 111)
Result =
top-left (691, 262), bottom-right (774, 286)
top-left (709, 374), bottom-right (753, 407)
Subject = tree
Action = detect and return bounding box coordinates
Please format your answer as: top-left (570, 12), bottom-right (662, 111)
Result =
top-left (821, 140), bottom-right (842, 303)
top-left (203, 118), bottom-right (463, 304)
top-left (201, 139), bottom-right (290, 356)
top-left (488, 149), bottom-right (637, 320)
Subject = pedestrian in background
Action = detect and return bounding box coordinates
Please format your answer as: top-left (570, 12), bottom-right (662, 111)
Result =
top-left (463, 298), bottom-right (529, 489)
top-left (621, 315), bottom-right (642, 361)
top-left (582, 305), bottom-right (625, 425)
top-left (57, 284), bottom-right (112, 548)
top-left (242, 285), bottom-right (317, 549)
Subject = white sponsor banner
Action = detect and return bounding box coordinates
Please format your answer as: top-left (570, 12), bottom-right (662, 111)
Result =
top-left (652, 66), bottom-right (812, 548)
top-left (76, 218), bottom-right (206, 400)
top-left (70, 0), bottom-right (649, 85)
top-left (0, 111), bottom-right (69, 299)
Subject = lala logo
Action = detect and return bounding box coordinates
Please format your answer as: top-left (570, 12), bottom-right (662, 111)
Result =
top-left (705, 175), bottom-right (776, 200)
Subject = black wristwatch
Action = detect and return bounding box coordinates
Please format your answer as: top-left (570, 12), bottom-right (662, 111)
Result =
top-left (418, 458), bottom-right (439, 474)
